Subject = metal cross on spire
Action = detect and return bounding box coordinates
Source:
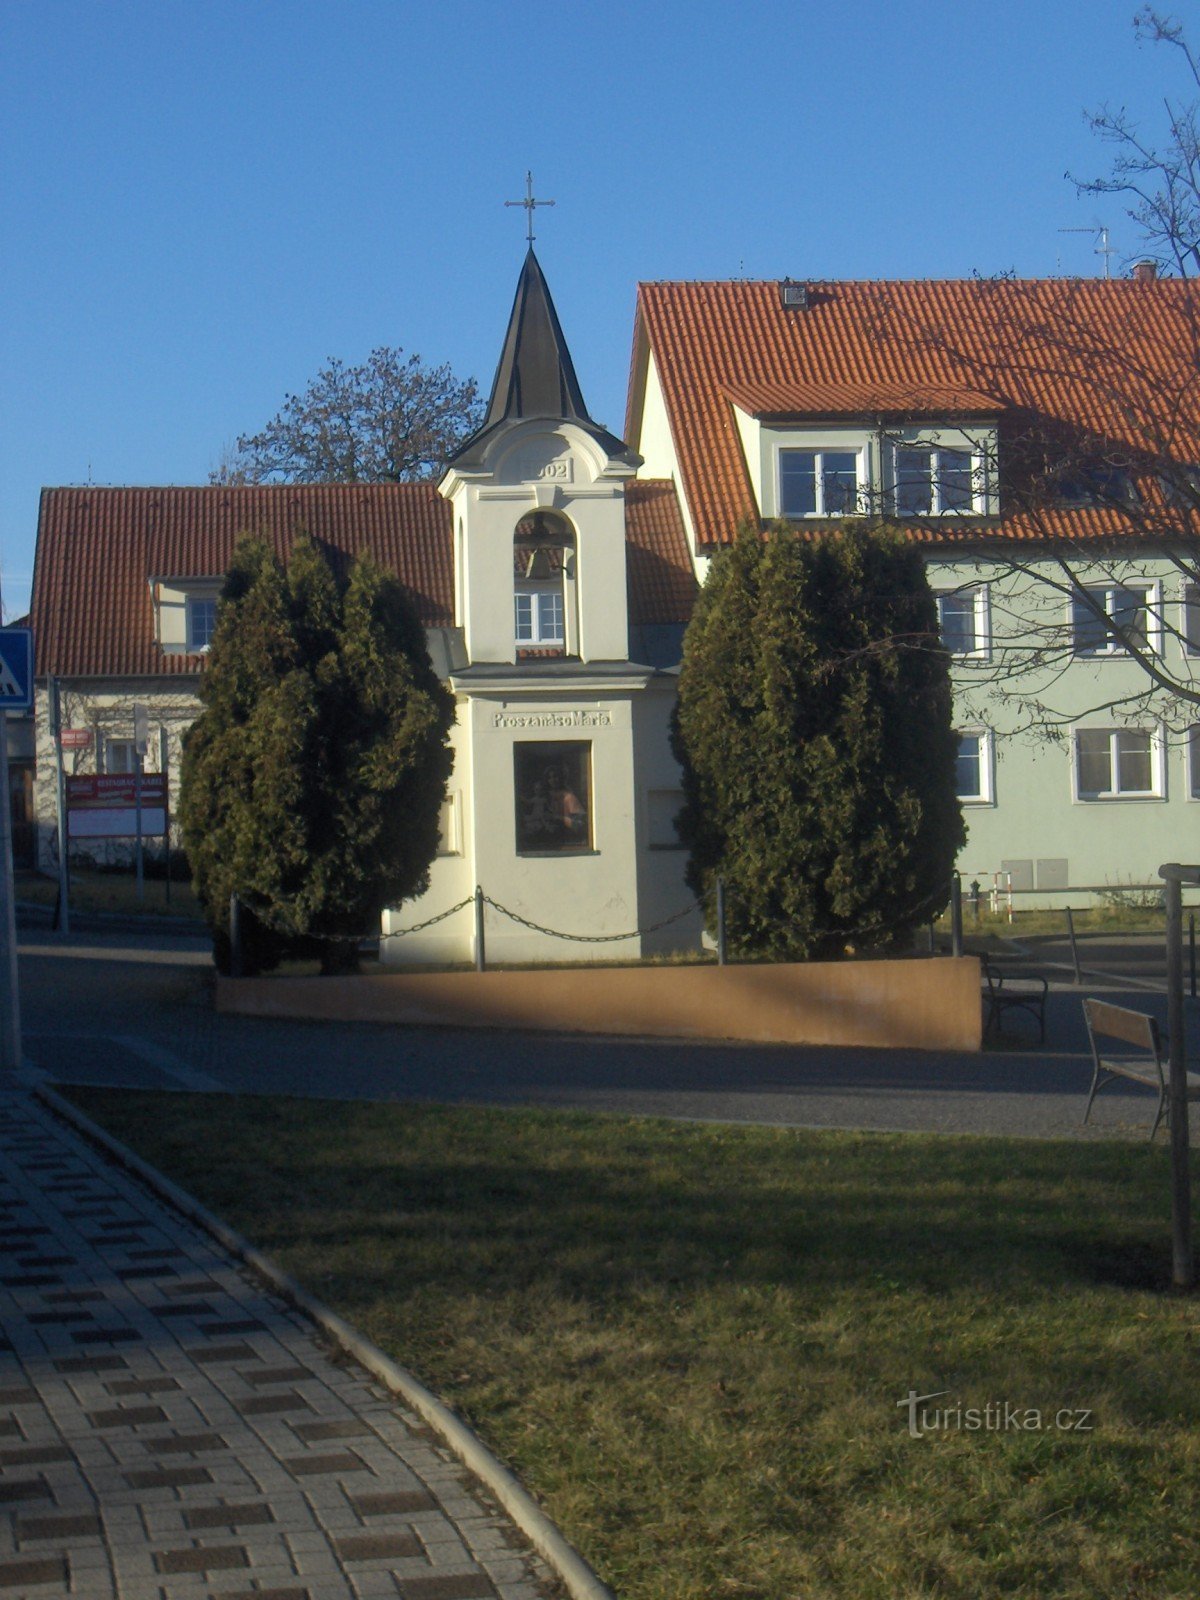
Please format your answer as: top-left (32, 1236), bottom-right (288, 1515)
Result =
top-left (505, 171), bottom-right (555, 245)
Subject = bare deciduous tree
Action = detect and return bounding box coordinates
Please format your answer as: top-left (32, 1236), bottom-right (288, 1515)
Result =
top-left (862, 13), bottom-right (1200, 736)
top-left (212, 347), bottom-right (483, 485)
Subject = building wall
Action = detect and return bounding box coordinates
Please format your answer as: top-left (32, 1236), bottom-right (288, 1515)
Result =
top-left (625, 349), bottom-right (1197, 903)
top-left (382, 686), bottom-right (698, 967)
top-left (631, 677), bottom-right (702, 954)
top-left (925, 552), bottom-right (1199, 900)
top-left (32, 679), bottom-right (200, 869)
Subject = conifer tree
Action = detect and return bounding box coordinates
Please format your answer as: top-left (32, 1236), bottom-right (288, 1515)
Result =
top-left (672, 522), bottom-right (964, 960)
top-left (180, 533), bottom-right (455, 974)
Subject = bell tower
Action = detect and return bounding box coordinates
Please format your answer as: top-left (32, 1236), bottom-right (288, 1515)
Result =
top-left (439, 248), bottom-right (640, 665)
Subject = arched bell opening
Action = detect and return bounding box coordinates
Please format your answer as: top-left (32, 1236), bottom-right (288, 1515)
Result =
top-left (513, 509), bottom-right (577, 658)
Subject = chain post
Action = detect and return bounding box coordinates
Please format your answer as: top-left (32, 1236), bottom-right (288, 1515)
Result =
top-left (474, 885), bottom-right (486, 972)
top-left (229, 891), bottom-right (243, 980)
top-left (950, 871), bottom-right (963, 958)
top-left (716, 877), bottom-right (727, 967)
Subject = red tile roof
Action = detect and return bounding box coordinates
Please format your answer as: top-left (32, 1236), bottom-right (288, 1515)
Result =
top-left (629, 277), bottom-right (1200, 549)
top-left (32, 485), bottom-right (455, 679)
top-left (624, 480), bottom-right (698, 624)
top-left (722, 380), bottom-right (1000, 418)
top-left (31, 480), bottom-right (695, 677)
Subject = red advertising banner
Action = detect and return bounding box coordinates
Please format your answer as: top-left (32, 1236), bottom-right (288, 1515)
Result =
top-left (67, 775), bottom-right (167, 838)
top-left (58, 728), bottom-right (93, 750)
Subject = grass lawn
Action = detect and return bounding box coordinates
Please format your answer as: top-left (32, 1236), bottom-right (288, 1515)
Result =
top-left (65, 1090), bottom-right (1200, 1600)
top-left (17, 868), bottom-right (203, 921)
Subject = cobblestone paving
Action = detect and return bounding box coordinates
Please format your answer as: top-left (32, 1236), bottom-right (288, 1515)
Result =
top-left (0, 1088), bottom-right (557, 1600)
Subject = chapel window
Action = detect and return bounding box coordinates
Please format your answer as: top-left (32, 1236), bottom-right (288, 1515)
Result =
top-left (514, 511), bottom-right (575, 656)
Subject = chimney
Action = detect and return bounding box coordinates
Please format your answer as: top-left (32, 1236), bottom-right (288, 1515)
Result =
top-left (1132, 260), bottom-right (1158, 282)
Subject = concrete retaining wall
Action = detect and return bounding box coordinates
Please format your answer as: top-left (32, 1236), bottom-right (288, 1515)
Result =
top-left (216, 955), bottom-right (981, 1052)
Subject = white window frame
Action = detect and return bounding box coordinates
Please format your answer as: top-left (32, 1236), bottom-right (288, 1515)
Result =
top-left (104, 738), bottom-right (138, 775)
top-left (436, 791), bottom-right (461, 856)
top-left (1070, 581), bottom-right (1161, 658)
top-left (892, 442), bottom-right (982, 517)
top-left (935, 584), bottom-right (991, 659)
top-left (514, 583), bottom-right (565, 647)
top-left (1072, 725), bottom-right (1165, 801)
top-left (186, 595), bottom-right (218, 653)
top-left (955, 728), bottom-right (994, 805)
top-left (886, 427), bottom-right (996, 517)
top-left (778, 447), bottom-right (865, 518)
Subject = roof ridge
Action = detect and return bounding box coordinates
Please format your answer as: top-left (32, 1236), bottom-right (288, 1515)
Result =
top-left (638, 276), bottom-right (1194, 289)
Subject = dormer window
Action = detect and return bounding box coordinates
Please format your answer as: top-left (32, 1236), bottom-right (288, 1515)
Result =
top-left (187, 596), bottom-right (218, 652)
top-left (779, 449), bottom-right (861, 517)
top-left (1054, 464), bottom-right (1140, 509)
top-left (151, 576), bottom-right (223, 656)
top-left (895, 445), bottom-right (975, 515)
top-left (513, 510), bottom-right (575, 655)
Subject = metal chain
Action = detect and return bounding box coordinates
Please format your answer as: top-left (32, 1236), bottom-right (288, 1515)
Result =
top-left (232, 892), bottom-right (474, 945)
top-left (234, 877), bottom-right (944, 953)
top-left (709, 876), bottom-right (952, 945)
top-left (382, 896), bottom-right (475, 939)
top-left (480, 893), bottom-right (699, 943)
top-left (234, 888), bottom-right (695, 947)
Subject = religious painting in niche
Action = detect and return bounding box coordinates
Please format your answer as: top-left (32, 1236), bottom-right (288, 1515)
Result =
top-left (514, 741), bottom-right (592, 853)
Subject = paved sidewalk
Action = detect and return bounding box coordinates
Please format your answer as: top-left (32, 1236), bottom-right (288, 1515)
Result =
top-left (0, 1086), bottom-right (557, 1600)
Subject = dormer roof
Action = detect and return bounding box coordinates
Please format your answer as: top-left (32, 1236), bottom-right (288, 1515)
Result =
top-left (628, 276), bottom-right (1200, 549)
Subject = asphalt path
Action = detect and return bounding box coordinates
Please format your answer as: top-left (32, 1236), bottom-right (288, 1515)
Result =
top-left (1008, 930), bottom-right (1174, 990)
top-left (13, 925), bottom-right (1199, 1142)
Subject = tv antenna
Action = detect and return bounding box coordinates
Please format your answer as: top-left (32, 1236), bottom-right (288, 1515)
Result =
top-left (1058, 224), bottom-right (1115, 280)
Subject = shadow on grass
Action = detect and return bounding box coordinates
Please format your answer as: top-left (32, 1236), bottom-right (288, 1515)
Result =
top-left (66, 1089), bottom-right (1190, 1303)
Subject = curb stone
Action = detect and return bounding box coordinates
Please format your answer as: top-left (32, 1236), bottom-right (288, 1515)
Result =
top-left (32, 1079), bottom-right (617, 1600)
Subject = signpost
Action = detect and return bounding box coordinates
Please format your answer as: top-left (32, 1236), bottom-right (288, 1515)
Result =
top-left (66, 775), bottom-right (167, 837)
top-left (0, 627), bottom-right (34, 1074)
top-left (133, 704), bottom-right (149, 905)
top-left (1160, 863), bottom-right (1200, 1291)
top-left (49, 680), bottom-right (69, 934)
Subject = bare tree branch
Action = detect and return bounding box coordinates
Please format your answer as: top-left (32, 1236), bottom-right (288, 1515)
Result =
top-left (212, 348), bottom-right (483, 485)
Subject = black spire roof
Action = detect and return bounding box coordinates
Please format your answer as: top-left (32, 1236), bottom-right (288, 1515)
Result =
top-left (483, 247), bottom-right (593, 426)
top-left (445, 250), bottom-right (634, 469)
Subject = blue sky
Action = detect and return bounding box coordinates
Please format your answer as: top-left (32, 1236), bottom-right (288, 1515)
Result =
top-left (0, 0), bottom-right (1183, 619)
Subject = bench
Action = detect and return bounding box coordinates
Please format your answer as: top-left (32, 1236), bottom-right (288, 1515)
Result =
top-left (983, 964), bottom-right (1048, 1043)
top-left (1082, 998), bottom-right (1200, 1140)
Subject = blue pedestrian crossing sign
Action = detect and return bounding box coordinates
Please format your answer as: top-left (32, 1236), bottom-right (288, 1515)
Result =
top-left (0, 629), bottom-right (33, 711)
